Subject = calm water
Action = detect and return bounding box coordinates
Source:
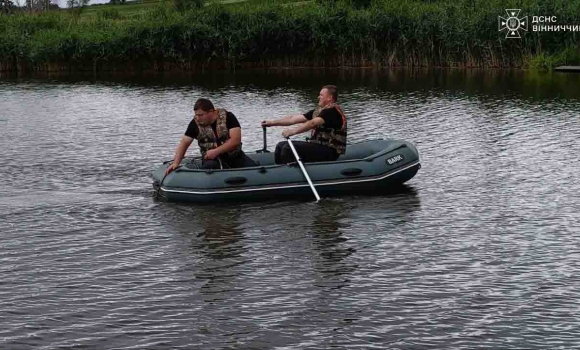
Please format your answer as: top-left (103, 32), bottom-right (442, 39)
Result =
top-left (1, 69), bottom-right (580, 349)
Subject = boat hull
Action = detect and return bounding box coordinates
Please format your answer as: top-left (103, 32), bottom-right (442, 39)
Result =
top-left (152, 139), bottom-right (420, 203)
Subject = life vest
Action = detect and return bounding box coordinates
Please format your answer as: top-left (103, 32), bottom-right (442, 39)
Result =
top-left (308, 103), bottom-right (347, 154)
top-left (194, 108), bottom-right (242, 159)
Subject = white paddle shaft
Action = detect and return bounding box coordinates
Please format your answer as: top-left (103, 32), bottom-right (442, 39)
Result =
top-left (286, 138), bottom-right (320, 202)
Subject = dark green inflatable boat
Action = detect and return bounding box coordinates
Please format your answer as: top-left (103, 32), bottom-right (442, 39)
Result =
top-left (152, 138), bottom-right (420, 203)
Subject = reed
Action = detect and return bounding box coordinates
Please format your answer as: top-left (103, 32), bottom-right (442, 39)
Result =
top-left (1, 0), bottom-right (579, 72)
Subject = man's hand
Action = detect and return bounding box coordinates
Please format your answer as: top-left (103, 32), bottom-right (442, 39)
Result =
top-left (205, 149), bottom-right (220, 160)
top-left (282, 129), bottom-right (294, 138)
top-left (164, 163), bottom-right (180, 176)
top-left (261, 120), bottom-right (274, 127)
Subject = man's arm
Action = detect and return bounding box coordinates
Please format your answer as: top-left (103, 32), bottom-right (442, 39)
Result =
top-left (205, 127), bottom-right (241, 159)
top-left (262, 114), bottom-right (308, 127)
top-left (165, 135), bottom-right (193, 175)
top-left (282, 117), bottom-right (324, 138)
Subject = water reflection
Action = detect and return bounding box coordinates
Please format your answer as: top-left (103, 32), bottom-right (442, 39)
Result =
top-left (4, 68), bottom-right (580, 101)
top-left (193, 206), bottom-right (247, 261)
top-left (347, 185), bottom-right (422, 240)
top-left (307, 186), bottom-right (422, 289)
top-left (187, 206), bottom-right (248, 302)
top-left (310, 200), bottom-right (357, 290)
top-left (154, 203), bottom-right (249, 302)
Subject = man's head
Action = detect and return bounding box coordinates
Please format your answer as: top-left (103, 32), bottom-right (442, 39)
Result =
top-left (194, 98), bottom-right (217, 125)
top-left (318, 85), bottom-right (338, 107)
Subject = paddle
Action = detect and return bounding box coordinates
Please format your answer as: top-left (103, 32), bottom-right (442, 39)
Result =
top-left (286, 137), bottom-right (321, 202)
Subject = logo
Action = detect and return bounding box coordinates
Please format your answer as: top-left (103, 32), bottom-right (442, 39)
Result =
top-left (498, 9), bottom-right (528, 38)
top-left (387, 154), bottom-right (404, 165)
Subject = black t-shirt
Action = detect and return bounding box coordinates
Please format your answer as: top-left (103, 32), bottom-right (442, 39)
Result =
top-left (184, 111), bottom-right (241, 143)
top-left (303, 108), bottom-right (344, 130)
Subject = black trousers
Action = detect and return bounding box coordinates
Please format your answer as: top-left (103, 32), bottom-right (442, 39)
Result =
top-left (201, 151), bottom-right (257, 169)
top-left (275, 141), bottom-right (339, 164)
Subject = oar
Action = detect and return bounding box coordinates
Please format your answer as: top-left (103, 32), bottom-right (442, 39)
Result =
top-left (262, 126), bottom-right (268, 152)
top-left (286, 137), bottom-right (320, 202)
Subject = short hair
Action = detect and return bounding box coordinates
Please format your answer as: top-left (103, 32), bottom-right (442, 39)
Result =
top-left (193, 98), bottom-right (215, 112)
top-left (322, 85), bottom-right (338, 102)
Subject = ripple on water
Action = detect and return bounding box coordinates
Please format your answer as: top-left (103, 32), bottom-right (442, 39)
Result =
top-left (1, 71), bottom-right (580, 349)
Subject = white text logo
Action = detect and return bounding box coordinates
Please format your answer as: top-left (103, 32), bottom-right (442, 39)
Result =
top-left (498, 9), bottom-right (528, 38)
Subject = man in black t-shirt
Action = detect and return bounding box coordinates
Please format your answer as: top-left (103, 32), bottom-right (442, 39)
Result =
top-left (261, 85), bottom-right (347, 164)
top-left (164, 98), bottom-right (256, 175)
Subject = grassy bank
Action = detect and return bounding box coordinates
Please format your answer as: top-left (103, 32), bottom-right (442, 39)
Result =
top-left (1, 0), bottom-right (579, 72)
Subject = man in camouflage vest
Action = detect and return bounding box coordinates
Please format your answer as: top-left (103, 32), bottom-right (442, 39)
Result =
top-left (165, 98), bottom-right (256, 175)
top-left (262, 85), bottom-right (347, 164)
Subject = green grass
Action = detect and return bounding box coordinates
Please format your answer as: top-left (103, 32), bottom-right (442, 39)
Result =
top-left (1, 0), bottom-right (579, 72)
top-left (529, 47), bottom-right (580, 70)
top-left (80, 0), bottom-right (170, 17)
top-left (80, 0), bottom-right (303, 17)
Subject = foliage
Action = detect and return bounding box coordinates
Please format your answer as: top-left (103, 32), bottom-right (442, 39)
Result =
top-left (529, 47), bottom-right (580, 70)
top-left (174, 0), bottom-right (203, 12)
top-left (0, 0), bottom-right (17, 15)
top-left (67, 0), bottom-right (89, 8)
top-left (1, 0), bottom-right (579, 71)
top-left (97, 7), bottom-right (121, 19)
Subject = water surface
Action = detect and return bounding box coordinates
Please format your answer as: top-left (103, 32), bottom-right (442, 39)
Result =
top-left (1, 68), bottom-right (580, 349)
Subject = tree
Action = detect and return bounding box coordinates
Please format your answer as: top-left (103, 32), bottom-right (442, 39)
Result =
top-left (21, 0), bottom-right (52, 12)
top-left (67, 0), bottom-right (88, 7)
top-left (0, 0), bottom-right (17, 14)
top-left (67, 0), bottom-right (89, 14)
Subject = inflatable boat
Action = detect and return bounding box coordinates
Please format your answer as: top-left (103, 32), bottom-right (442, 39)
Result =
top-left (151, 137), bottom-right (420, 203)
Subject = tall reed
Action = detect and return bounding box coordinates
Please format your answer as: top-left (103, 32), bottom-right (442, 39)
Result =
top-left (1, 0), bottom-right (579, 72)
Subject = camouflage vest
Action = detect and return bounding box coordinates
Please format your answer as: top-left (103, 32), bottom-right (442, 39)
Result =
top-left (194, 108), bottom-right (242, 158)
top-left (308, 103), bottom-right (347, 155)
